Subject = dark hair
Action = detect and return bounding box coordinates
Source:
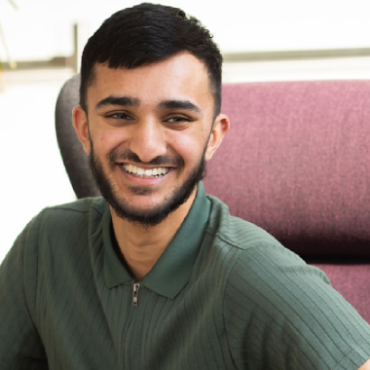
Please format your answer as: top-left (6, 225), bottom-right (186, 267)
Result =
top-left (80, 3), bottom-right (222, 116)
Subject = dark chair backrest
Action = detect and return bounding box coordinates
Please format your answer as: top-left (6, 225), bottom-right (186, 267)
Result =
top-left (55, 74), bottom-right (100, 198)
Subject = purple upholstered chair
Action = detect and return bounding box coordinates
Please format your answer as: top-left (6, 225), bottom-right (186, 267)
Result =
top-left (56, 77), bottom-right (370, 322)
top-left (203, 81), bottom-right (370, 323)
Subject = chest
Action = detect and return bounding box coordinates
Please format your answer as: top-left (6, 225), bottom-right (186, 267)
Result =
top-left (36, 276), bottom-right (235, 370)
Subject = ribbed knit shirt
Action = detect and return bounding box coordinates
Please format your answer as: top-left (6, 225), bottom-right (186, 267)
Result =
top-left (1, 182), bottom-right (370, 370)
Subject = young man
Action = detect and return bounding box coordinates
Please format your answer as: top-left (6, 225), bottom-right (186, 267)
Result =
top-left (1, 3), bottom-right (370, 369)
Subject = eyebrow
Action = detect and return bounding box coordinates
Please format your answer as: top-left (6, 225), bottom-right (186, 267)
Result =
top-left (95, 96), bottom-right (140, 109)
top-left (95, 96), bottom-right (201, 114)
top-left (158, 100), bottom-right (201, 114)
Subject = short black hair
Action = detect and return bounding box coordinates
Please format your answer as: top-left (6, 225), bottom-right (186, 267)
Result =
top-left (80, 3), bottom-right (222, 116)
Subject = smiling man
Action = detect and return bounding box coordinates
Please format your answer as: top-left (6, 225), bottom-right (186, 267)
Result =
top-left (1, 3), bottom-right (370, 370)
top-left (73, 52), bottom-right (226, 282)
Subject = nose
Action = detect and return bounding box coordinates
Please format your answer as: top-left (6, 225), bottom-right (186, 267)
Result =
top-left (129, 119), bottom-right (167, 163)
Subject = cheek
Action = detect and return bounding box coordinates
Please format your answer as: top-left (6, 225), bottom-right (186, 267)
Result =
top-left (168, 131), bottom-right (208, 164)
top-left (94, 128), bottom-right (127, 155)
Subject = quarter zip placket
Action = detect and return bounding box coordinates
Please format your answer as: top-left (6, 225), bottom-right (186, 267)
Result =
top-left (123, 283), bottom-right (141, 369)
top-left (132, 283), bottom-right (140, 307)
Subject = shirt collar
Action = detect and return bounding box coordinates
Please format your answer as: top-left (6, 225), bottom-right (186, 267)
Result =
top-left (103, 182), bottom-right (211, 299)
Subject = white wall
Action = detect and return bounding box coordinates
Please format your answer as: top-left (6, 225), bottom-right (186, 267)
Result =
top-left (0, 70), bottom-right (75, 262)
top-left (1, 0), bottom-right (370, 61)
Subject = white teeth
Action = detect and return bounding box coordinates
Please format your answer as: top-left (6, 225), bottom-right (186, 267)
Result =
top-left (123, 164), bottom-right (169, 178)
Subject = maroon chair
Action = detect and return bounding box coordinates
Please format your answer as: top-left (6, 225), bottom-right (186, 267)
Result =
top-left (203, 81), bottom-right (370, 322)
top-left (56, 78), bottom-right (370, 322)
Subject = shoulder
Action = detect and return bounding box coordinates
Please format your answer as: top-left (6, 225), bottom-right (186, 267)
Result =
top-left (41, 196), bottom-right (108, 220)
top-left (35, 197), bottom-right (108, 234)
top-left (204, 194), bottom-right (330, 303)
top-left (205, 195), bottom-right (330, 305)
top-left (206, 193), bottom-right (288, 253)
top-left (2, 197), bottom-right (110, 294)
top-left (5, 197), bottom-right (109, 262)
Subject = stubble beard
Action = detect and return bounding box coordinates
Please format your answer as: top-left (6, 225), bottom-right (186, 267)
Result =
top-left (88, 143), bottom-right (206, 227)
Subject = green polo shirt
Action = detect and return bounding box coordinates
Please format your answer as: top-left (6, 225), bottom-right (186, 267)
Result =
top-left (1, 182), bottom-right (370, 370)
top-left (103, 183), bottom-right (210, 298)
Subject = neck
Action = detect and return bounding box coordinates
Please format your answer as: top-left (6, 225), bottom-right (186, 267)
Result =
top-left (110, 187), bottom-right (197, 282)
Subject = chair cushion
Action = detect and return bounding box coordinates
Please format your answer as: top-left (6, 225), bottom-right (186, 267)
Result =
top-left (204, 81), bottom-right (370, 258)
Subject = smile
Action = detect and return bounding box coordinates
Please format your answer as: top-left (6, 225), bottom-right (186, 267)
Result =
top-left (123, 164), bottom-right (169, 178)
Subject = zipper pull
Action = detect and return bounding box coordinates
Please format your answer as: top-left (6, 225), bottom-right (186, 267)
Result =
top-left (132, 283), bottom-right (140, 307)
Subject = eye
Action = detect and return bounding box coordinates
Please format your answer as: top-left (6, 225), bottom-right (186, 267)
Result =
top-left (165, 116), bottom-right (192, 123)
top-left (106, 112), bottom-right (133, 120)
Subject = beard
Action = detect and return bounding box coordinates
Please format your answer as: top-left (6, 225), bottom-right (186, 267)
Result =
top-left (89, 144), bottom-right (206, 227)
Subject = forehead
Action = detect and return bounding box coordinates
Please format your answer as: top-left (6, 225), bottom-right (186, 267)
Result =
top-left (86, 52), bottom-right (214, 111)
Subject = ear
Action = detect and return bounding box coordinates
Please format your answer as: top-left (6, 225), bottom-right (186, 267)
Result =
top-left (204, 113), bottom-right (230, 162)
top-left (72, 105), bottom-right (91, 154)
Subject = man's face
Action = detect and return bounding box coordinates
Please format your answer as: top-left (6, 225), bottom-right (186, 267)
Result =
top-left (73, 52), bottom-right (228, 226)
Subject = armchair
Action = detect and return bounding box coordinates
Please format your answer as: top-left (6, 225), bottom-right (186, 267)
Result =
top-left (56, 76), bottom-right (370, 322)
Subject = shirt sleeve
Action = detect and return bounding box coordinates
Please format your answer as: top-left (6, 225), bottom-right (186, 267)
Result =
top-left (0, 213), bottom-right (48, 370)
top-left (224, 243), bottom-right (370, 370)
